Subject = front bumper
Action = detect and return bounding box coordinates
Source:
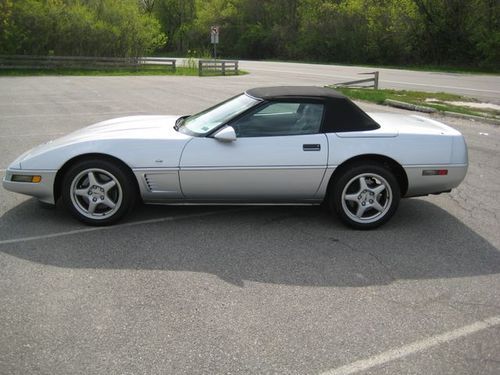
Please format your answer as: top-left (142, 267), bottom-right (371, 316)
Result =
top-left (2, 168), bottom-right (57, 204)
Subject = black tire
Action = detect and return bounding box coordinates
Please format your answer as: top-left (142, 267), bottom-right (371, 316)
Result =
top-left (62, 159), bottom-right (137, 226)
top-left (330, 163), bottom-right (400, 229)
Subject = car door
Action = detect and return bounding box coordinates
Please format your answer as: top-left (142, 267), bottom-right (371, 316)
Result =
top-left (179, 101), bottom-right (328, 201)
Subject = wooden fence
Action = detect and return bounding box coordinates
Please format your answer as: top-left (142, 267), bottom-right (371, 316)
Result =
top-left (198, 60), bottom-right (239, 76)
top-left (0, 55), bottom-right (176, 70)
top-left (0, 55), bottom-right (245, 76)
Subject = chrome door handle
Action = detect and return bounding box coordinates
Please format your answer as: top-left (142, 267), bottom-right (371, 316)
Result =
top-left (303, 144), bottom-right (321, 151)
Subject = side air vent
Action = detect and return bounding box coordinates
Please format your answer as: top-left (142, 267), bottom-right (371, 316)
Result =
top-left (143, 172), bottom-right (180, 194)
top-left (144, 174), bottom-right (154, 191)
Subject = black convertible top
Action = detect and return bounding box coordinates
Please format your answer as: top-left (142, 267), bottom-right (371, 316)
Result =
top-left (246, 86), bottom-right (346, 100)
top-left (245, 86), bottom-right (380, 132)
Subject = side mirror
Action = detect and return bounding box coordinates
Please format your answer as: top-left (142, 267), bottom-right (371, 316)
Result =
top-left (213, 126), bottom-right (236, 142)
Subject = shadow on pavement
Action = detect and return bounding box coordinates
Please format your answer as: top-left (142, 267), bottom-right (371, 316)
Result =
top-left (1, 198), bottom-right (499, 287)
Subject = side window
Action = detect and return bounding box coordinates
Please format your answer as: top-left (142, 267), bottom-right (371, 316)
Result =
top-left (257, 103), bottom-right (300, 115)
top-left (231, 102), bottom-right (324, 137)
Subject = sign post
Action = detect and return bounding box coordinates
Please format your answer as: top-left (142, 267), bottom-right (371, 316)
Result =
top-left (210, 26), bottom-right (219, 60)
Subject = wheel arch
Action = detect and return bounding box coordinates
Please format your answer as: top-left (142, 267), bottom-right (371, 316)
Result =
top-left (326, 154), bottom-right (408, 199)
top-left (54, 153), bottom-right (140, 203)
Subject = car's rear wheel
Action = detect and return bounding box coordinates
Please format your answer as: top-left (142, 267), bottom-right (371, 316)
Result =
top-left (62, 159), bottom-right (136, 225)
top-left (330, 163), bottom-right (400, 229)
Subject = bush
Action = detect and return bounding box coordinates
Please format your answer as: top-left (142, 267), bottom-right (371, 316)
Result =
top-left (0, 0), bottom-right (166, 57)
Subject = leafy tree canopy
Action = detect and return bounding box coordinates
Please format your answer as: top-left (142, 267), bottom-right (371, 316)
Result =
top-left (0, 0), bottom-right (498, 68)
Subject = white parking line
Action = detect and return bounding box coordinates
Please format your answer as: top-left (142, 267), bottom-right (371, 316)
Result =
top-left (319, 315), bottom-right (500, 375)
top-left (0, 208), bottom-right (245, 245)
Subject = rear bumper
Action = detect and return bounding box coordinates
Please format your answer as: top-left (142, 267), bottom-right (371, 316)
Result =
top-left (2, 168), bottom-right (57, 204)
top-left (404, 164), bottom-right (468, 197)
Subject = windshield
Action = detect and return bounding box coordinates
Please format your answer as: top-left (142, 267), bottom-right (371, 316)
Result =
top-left (180, 94), bottom-right (259, 135)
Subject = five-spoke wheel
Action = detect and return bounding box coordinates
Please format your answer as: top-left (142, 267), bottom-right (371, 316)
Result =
top-left (62, 159), bottom-right (137, 225)
top-left (330, 163), bottom-right (400, 229)
top-left (70, 168), bottom-right (123, 219)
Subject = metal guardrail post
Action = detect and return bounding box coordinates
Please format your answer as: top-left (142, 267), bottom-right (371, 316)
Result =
top-left (333, 71), bottom-right (380, 89)
top-left (222, 61), bottom-right (225, 75)
top-left (235, 61), bottom-right (239, 75)
top-left (198, 60), bottom-right (203, 76)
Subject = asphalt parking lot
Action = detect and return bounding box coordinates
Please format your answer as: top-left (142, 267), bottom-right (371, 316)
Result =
top-left (1, 74), bottom-right (500, 375)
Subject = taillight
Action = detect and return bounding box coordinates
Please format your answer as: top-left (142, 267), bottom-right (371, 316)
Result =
top-left (422, 169), bottom-right (448, 176)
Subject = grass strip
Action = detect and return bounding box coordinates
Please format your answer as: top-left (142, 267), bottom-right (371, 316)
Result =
top-left (332, 87), bottom-right (500, 119)
top-left (0, 66), bottom-right (248, 77)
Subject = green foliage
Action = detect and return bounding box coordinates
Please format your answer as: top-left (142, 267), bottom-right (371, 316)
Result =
top-left (183, 48), bottom-right (211, 69)
top-left (0, 0), bottom-right (14, 52)
top-left (153, 0), bottom-right (499, 69)
top-left (0, 0), bottom-right (166, 57)
top-left (154, 0), bottom-right (196, 51)
top-left (0, 0), bottom-right (498, 69)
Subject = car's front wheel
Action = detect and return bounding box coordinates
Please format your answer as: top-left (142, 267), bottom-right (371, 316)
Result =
top-left (330, 163), bottom-right (400, 229)
top-left (62, 159), bottom-right (137, 225)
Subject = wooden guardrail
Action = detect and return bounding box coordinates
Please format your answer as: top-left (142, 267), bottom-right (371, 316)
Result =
top-left (198, 60), bottom-right (239, 76)
top-left (0, 55), bottom-right (176, 70)
top-left (334, 71), bottom-right (379, 89)
top-left (140, 57), bottom-right (176, 70)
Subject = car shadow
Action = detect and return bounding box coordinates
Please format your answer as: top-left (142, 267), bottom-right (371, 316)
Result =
top-left (1, 198), bottom-right (499, 287)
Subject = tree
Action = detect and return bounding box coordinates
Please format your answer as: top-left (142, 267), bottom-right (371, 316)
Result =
top-left (154, 0), bottom-right (196, 52)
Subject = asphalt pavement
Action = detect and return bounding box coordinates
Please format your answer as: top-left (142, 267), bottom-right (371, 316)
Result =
top-left (0, 70), bottom-right (499, 374)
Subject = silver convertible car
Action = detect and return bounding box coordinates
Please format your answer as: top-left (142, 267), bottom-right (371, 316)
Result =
top-left (3, 86), bottom-right (468, 229)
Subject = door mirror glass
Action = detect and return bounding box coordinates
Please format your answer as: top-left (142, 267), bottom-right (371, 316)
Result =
top-left (213, 126), bottom-right (237, 142)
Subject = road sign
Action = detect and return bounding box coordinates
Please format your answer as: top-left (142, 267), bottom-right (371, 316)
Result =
top-left (211, 26), bottom-right (219, 44)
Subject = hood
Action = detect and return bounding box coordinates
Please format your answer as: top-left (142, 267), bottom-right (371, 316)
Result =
top-left (34, 115), bottom-right (187, 152)
top-left (13, 115), bottom-right (192, 169)
top-left (68, 115), bottom-right (186, 140)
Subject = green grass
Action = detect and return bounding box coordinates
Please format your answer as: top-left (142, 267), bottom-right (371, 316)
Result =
top-left (333, 87), bottom-right (465, 104)
top-left (332, 87), bottom-right (500, 119)
top-left (0, 65), bottom-right (248, 77)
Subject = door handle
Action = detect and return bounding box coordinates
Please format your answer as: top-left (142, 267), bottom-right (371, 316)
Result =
top-left (303, 144), bottom-right (321, 151)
